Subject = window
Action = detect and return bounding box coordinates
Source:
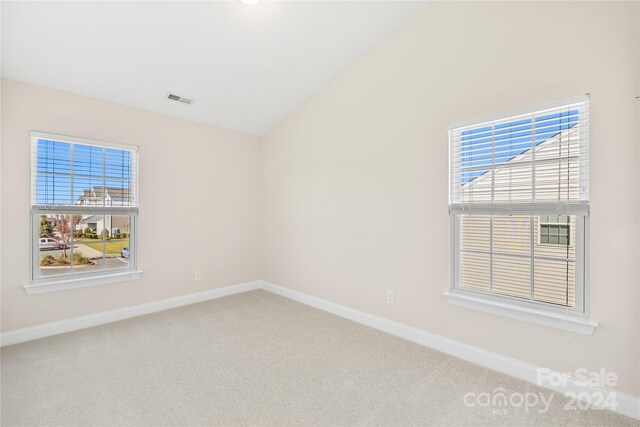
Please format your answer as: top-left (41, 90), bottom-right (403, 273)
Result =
top-left (539, 215), bottom-right (570, 245)
top-left (28, 132), bottom-right (140, 293)
top-left (447, 97), bottom-right (592, 329)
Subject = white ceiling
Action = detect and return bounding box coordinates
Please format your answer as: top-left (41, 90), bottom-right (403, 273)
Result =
top-left (1, 1), bottom-right (425, 136)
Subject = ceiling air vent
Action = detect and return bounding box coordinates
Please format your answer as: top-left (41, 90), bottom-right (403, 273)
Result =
top-left (166, 93), bottom-right (194, 105)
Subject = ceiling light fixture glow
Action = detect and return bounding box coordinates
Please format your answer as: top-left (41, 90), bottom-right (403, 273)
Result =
top-left (240, 0), bottom-right (261, 5)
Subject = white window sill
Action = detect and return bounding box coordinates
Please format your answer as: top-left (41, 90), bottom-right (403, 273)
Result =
top-left (24, 270), bottom-right (142, 295)
top-left (444, 290), bottom-right (598, 335)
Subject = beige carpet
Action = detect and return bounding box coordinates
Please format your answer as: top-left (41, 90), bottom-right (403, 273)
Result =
top-left (1, 290), bottom-right (637, 426)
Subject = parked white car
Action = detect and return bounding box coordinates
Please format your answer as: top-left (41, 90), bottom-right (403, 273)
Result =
top-left (39, 238), bottom-right (62, 250)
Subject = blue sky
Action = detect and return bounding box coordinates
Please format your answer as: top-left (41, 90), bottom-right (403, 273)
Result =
top-left (36, 140), bottom-right (131, 205)
top-left (459, 109), bottom-right (580, 184)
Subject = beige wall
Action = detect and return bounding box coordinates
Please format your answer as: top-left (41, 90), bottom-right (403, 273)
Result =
top-left (258, 1), bottom-right (640, 396)
top-left (1, 79), bottom-right (259, 331)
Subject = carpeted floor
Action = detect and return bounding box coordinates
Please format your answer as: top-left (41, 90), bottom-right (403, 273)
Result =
top-left (1, 290), bottom-right (637, 426)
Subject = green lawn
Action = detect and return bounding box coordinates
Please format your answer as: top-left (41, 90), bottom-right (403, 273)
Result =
top-left (77, 238), bottom-right (128, 255)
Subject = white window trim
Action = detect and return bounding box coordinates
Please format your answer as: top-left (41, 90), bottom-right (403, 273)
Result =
top-left (446, 96), bottom-right (596, 333)
top-left (27, 132), bottom-right (141, 294)
top-left (24, 270), bottom-right (143, 295)
top-left (443, 290), bottom-right (598, 335)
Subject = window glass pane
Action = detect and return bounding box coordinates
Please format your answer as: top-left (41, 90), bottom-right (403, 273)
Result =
top-left (459, 214), bottom-right (490, 292)
top-left (534, 258), bottom-right (575, 307)
top-left (35, 140), bottom-right (72, 205)
top-left (459, 171), bottom-right (493, 203)
top-left (74, 215), bottom-right (131, 272)
top-left (105, 149), bottom-right (131, 179)
top-left (90, 235), bottom-right (107, 274)
top-left (105, 181), bottom-right (131, 207)
top-left (36, 175), bottom-right (72, 205)
top-left (72, 144), bottom-right (103, 177)
top-left (74, 178), bottom-right (105, 206)
top-left (37, 140), bottom-right (70, 174)
top-left (105, 215), bottom-right (131, 271)
top-left (534, 134), bottom-right (581, 202)
top-left (460, 252), bottom-right (490, 293)
top-left (105, 148), bottom-right (133, 207)
top-left (492, 254), bottom-right (531, 300)
top-left (74, 215), bottom-right (105, 273)
top-left (38, 214), bottom-right (74, 278)
top-left (460, 215), bottom-right (490, 252)
top-left (493, 215), bottom-right (530, 255)
top-left (492, 165), bottom-right (533, 202)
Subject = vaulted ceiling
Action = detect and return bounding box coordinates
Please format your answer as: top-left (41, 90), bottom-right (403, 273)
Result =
top-left (1, 1), bottom-right (426, 135)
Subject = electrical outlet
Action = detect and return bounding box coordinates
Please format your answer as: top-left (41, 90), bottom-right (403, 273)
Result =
top-left (386, 290), bottom-right (394, 304)
top-left (194, 271), bottom-right (202, 281)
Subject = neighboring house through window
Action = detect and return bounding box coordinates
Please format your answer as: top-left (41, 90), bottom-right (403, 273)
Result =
top-left (447, 97), bottom-right (593, 332)
top-left (28, 132), bottom-right (140, 293)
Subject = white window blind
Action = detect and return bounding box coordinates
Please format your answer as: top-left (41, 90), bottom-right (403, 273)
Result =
top-left (449, 98), bottom-right (589, 215)
top-left (448, 97), bottom-right (589, 313)
top-left (30, 133), bottom-right (139, 212)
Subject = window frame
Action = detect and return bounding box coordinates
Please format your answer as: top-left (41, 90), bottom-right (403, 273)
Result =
top-left (446, 97), bottom-right (595, 334)
top-left (538, 218), bottom-right (571, 247)
top-left (26, 132), bottom-right (141, 294)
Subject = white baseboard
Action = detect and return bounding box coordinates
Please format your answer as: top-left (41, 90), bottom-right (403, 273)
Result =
top-left (260, 280), bottom-right (640, 421)
top-left (0, 280), bottom-right (261, 347)
top-left (1, 278), bottom-right (637, 420)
